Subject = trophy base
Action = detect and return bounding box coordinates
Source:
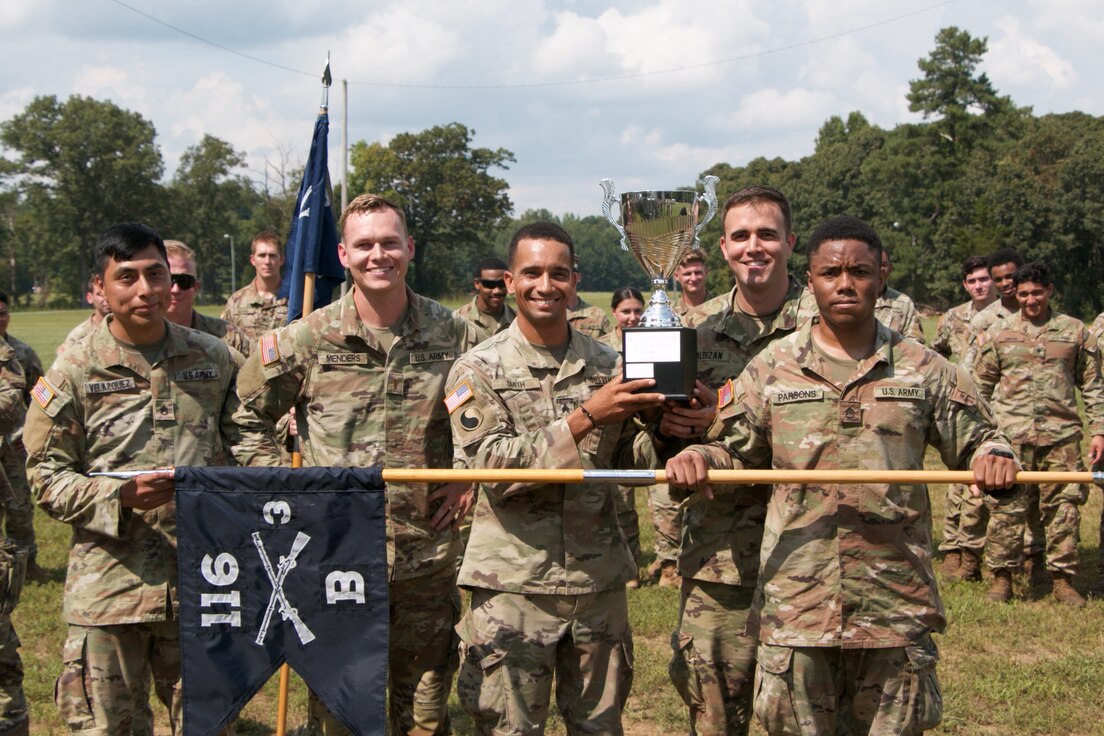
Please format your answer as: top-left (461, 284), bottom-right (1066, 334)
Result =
top-left (622, 326), bottom-right (697, 400)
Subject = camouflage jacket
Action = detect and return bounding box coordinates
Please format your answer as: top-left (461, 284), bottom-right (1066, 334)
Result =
top-left (4, 334), bottom-right (42, 404)
top-left (973, 310), bottom-right (1104, 446)
top-left (24, 318), bottom-right (252, 626)
top-left (874, 287), bottom-right (926, 344)
top-left (456, 296), bottom-right (515, 345)
top-left (672, 291), bottom-right (709, 320)
top-left (962, 299), bottom-right (1016, 371)
top-left (220, 279), bottom-right (289, 343)
top-left (58, 314), bottom-right (99, 356)
top-left (0, 339), bottom-right (26, 438)
top-left (191, 310), bottom-right (250, 357)
top-left (447, 321), bottom-right (641, 594)
top-left (666, 276), bottom-right (817, 587)
top-left (686, 320), bottom-right (1014, 648)
top-left (232, 288), bottom-right (475, 582)
top-left (567, 298), bottom-right (613, 340)
top-left (1089, 312), bottom-right (1104, 343)
top-left (931, 300), bottom-right (990, 360)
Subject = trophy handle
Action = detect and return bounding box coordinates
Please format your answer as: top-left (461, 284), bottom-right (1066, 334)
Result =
top-left (692, 175), bottom-right (720, 250)
top-left (599, 178), bottom-right (630, 251)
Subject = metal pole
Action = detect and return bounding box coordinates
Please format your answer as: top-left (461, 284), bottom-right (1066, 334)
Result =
top-left (341, 78), bottom-right (348, 213)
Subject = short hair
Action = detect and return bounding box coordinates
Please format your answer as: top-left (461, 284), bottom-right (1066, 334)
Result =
top-left (1012, 262), bottom-right (1052, 289)
top-left (986, 248), bottom-right (1024, 273)
top-left (164, 240), bottom-right (196, 264)
top-left (507, 222), bottom-right (575, 268)
top-left (961, 255), bottom-right (989, 280)
top-left (474, 256), bottom-right (508, 279)
top-left (805, 215), bottom-right (884, 261)
top-left (721, 185), bottom-right (792, 235)
top-left (340, 194), bottom-right (408, 240)
top-left (610, 286), bottom-right (644, 310)
top-left (677, 251), bottom-right (706, 269)
top-left (85, 275), bottom-right (98, 293)
top-left (94, 223), bottom-right (166, 276)
top-left (251, 229), bottom-right (282, 255)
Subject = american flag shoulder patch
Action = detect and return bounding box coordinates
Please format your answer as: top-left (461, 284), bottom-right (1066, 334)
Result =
top-left (31, 377), bottom-right (55, 410)
top-left (444, 380), bottom-right (474, 414)
top-left (260, 334), bottom-right (281, 366)
top-left (717, 379), bottom-right (734, 410)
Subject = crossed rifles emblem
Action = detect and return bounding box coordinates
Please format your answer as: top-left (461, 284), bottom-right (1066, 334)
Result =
top-left (252, 530), bottom-right (317, 646)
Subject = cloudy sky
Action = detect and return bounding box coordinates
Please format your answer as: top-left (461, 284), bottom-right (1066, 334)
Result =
top-left (1, 0), bottom-right (1099, 217)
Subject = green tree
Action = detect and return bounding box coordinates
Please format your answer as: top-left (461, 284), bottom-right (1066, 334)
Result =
top-left (165, 134), bottom-right (252, 299)
top-left (348, 122), bottom-right (515, 296)
top-left (0, 95), bottom-right (164, 302)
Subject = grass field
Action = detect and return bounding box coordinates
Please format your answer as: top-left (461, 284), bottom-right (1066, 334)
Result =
top-left (8, 304), bottom-right (1104, 735)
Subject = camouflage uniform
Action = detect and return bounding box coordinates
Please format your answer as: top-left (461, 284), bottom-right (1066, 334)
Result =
top-left (662, 278), bottom-right (817, 736)
top-left (232, 288), bottom-right (472, 736)
top-left (973, 311), bottom-right (1104, 575)
top-left (671, 290), bottom-right (709, 320)
top-left (931, 301), bottom-right (993, 561)
top-left (600, 329), bottom-right (642, 568)
top-left (456, 296), bottom-right (515, 345)
top-left (189, 310), bottom-right (250, 357)
top-left (57, 315), bottom-right (99, 356)
top-left (962, 299), bottom-right (1015, 372)
top-left (686, 320), bottom-right (1013, 735)
top-left (220, 279), bottom-right (289, 343)
top-left (874, 286), bottom-right (926, 344)
top-left (0, 336), bottom-right (41, 565)
top-left (567, 298), bottom-right (613, 340)
top-left (447, 322), bottom-right (642, 735)
top-left (0, 341), bottom-right (26, 736)
top-left (24, 317), bottom-right (251, 734)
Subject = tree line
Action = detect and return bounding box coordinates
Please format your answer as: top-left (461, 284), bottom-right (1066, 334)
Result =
top-left (1, 26), bottom-right (1101, 316)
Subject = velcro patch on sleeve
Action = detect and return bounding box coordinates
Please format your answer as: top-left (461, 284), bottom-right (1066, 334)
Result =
top-left (717, 379), bottom-right (734, 410)
top-left (31, 377), bottom-right (55, 409)
top-left (444, 380), bottom-right (474, 414)
top-left (260, 333), bottom-right (281, 366)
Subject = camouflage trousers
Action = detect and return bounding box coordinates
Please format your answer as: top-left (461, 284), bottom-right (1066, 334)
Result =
top-left (613, 486), bottom-right (642, 565)
top-left (456, 587), bottom-right (633, 735)
top-left (937, 485), bottom-right (988, 553)
top-left (0, 442), bottom-right (35, 561)
top-left (647, 484), bottom-right (681, 564)
top-left (308, 569), bottom-right (460, 735)
top-left (985, 440), bottom-right (1087, 574)
top-left (54, 621), bottom-right (182, 734)
top-left (753, 636), bottom-right (942, 736)
top-left (669, 580), bottom-right (756, 736)
top-left (0, 615), bottom-right (26, 735)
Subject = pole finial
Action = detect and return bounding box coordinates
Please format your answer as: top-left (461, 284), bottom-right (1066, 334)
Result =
top-left (320, 52), bottom-right (332, 111)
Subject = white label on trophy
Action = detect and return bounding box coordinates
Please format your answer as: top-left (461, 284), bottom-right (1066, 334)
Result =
top-left (625, 363), bottom-right (655, 379)
top-left (625, 331), bottom-right (682, 362)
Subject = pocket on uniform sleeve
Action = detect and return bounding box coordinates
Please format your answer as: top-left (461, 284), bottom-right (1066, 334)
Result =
top-left (55, 628), bottom-right (96, 730)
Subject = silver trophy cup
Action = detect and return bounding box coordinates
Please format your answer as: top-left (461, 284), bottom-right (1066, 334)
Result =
top-left (600, 176), bottom-right (719, 398)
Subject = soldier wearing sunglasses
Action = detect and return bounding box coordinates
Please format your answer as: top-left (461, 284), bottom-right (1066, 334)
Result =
top-left (164, 240), bottom-right (249, 356)
top-left (457, 257), bottom-right (515, 345)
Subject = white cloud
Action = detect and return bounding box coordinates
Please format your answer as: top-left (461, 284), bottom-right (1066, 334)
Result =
top-left (332, 6), bottom-right (462, 84)
top-left (986, 16), bottom-right (1076, 90)
top-left (712, 87), bottom-right (837, 133)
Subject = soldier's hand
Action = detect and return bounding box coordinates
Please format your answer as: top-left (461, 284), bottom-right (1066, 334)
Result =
top-left (969, 451), bottom-right (1018, 497)
top-left (1088, 434), bottom-right (1104, 467)
top-left (582, 375), bottom-right (666, 426)
top-left (665, 451), bottom-right (714, 499)
top-left (120, 472), bottom-right (175, 510)
top-left (659, 380), bottom-right (716, 439)
top-left (428, 482), bottom-right (475, 530)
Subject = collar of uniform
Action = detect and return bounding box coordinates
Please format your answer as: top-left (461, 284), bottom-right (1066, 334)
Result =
top-left (717, 276), bottom-right (806, 346)
top-left (505, 319), bottom-right (587, 380)
top-left (338, 286), bottom-right (423, 344)
top-left (1004, 309), bottom-right (1061, 335)
top-left (94, 315), bottom-right (191, 377)
top-left (795, 319), bottom-right (895, 387)
top-left (568, 297), bottom-right (592, 316)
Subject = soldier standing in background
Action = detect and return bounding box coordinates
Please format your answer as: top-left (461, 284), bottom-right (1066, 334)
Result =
top-left (164, 240), bottom-right (250, 356)
top-left (932, 255), bottom-right (997, 581)
top-left (973, 262), bottom-right (1104, 606)
top-left (875, 249), bottom-right (927, 343)
top-left (25, 223), bottom-right (257, 733)
top-left (446, 222), bottom-right (663, 735)
top-left (456, 256), bottom-right (514, 344)
top-left (232, 194), bottom-right (475, 736)
top-left (666, 215), bottom-right (1018, 736)
top-left (671, 251), bottom-right (710, 318)
top-left (962, 249), bottom-right (1025, 369)
top-left (0, 295), bottom-right (43, 580)
top-left (221, 230), bottom-right (288, 343)
top-left (567, 262), bottom-right (614, 340)
top-left (57, 277), bottom-right (112, 356)
top-left (657, 185), bottom-right (816, 736)
top-left (0, 337), bottom-right (27, 736)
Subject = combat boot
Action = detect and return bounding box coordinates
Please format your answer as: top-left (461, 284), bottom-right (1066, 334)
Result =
top-left (26, 558), bottom-right (49, 583)
top-left (941, 550), bottom-right (961, 577)
top-left (1052, 573), bottom-right (1086, 608)
top-left (1024, 553), bottom-right (1050, 597)
top-left (986, 569), bottom-right (1013, 602)
top-left (951, 550), bottom-right (982, 582)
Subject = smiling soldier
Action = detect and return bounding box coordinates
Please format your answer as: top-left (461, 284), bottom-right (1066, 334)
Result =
top-left (457, 256), bottom-right (514, 344)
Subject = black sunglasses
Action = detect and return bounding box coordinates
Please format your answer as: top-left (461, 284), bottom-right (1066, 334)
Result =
top-left (171, 274), bottom-right (197, 290)
top-left (479, 279), bottom-right (506, 289)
